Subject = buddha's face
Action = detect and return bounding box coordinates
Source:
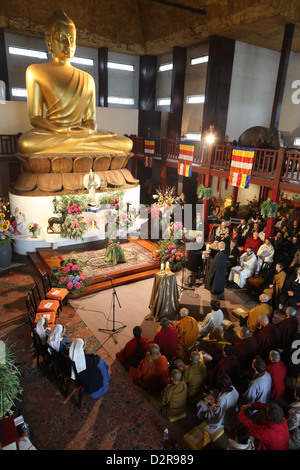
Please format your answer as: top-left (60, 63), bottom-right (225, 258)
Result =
top-left (48, 21), bottom-right (76, 60)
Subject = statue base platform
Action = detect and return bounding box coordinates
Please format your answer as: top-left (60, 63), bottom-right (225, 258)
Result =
top-left (9, 185), bottom-right (141, 255)
top-left (13, 152), bottom-right (139, 195)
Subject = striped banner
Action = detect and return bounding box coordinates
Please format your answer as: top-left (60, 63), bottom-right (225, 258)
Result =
top-left (179, 141), bottom-right (194, 162)
top-left (144, 139), bottom-right (155, 154)
top-left (178, 141), bottom-right (194, 177)
top-left (229, 146), bottom-right (255, 189)
top-left (178, 162), bottom-right (192, 177)
top-left (144, 155), bottom-right (154, 168)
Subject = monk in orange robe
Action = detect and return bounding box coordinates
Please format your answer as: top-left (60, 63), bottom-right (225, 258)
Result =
top-left (175, 308), bottom-right (199, 359)
top-left (128, 344), bottom-right (169, 393)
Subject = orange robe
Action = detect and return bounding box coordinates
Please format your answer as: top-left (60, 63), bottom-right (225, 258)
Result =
top-left (175, 316), bottom-right (199, 358)
top-left (128, 352), bottom-right (169, 393)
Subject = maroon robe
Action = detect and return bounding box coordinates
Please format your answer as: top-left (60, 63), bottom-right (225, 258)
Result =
top-left (116, 336), bottom-right (150, 369)
top-left (153, 325), bottom-right (178, 362)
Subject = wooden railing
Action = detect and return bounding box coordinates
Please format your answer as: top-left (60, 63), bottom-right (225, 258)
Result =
top-left (129, 135), bottom-right (300, 189)
top-left (0, 135), bottom-right (19, 155)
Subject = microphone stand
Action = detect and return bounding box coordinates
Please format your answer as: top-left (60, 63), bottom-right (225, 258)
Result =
top-left (98, 276), bottom-right (126, 344)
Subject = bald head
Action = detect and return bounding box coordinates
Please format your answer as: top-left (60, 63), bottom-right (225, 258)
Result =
top-left (170, 369), bottom-right (182, 383)
top-left (180, 308), bottom-right (189, 317)
top-left (149, 343), bottom-right (160, 356)
top-left (190, 351), bottom-right (200, 364)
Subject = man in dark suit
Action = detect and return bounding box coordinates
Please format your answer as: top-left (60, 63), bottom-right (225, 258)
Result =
top-left (279, 266), bottom-right (300, 310)
top-left (206, 241), bottom-right (228, 297)
top-left (226, 238), bottom-right (239, 276)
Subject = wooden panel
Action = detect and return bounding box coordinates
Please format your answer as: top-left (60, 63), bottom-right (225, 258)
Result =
top-left (13, 172), bottom-right (37, 192)
top-left (62, 173), bottom-right (85, 190)
top-left (110, 154), bottom-right (128, 169)
top-left (93, 155), bottom-right (111, 171)
top-left (37, 173), bottom-right (62, 192)
top-left (73, 156), bottom-right (93, 173)
top-left (28, 156), bottom-right (51, 173)
top-left (51, 156), bottom-right (73, 173)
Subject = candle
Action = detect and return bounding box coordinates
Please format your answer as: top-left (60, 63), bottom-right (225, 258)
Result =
top-left (160, 263), bottom-right (164, 274)
top-left (166, 261), bottom-right (170, 273)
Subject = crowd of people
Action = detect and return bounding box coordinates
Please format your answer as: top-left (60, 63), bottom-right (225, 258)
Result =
top-left (114, 203), bottom-right (300, 450)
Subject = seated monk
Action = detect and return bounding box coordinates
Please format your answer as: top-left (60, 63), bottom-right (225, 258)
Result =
top-left (128, 344), bottom-right (170, 393)
top-left (152, 317), bottom-right (178, 362)
top-left (18, 10), bottom-right (132, 156)
top-left (116, 326), bottom-right (150, 370)
top-left (175, 308), bottom-right (199, 359)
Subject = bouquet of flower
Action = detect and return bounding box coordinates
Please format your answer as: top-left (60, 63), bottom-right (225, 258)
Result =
top-left (51, 254), bottom-right (90, 295)
top-left (28, 223), bottom-right (39, 235)
top-left (150, 186), bottom-right (181, 221)
top-left (60, 215), bottom-right (86, 241)
top-left (163, 221), bottom-right (185, 240)
top-left (0, 197), bottom-right (20, 244)
top-left (53, 193), bottom-right (88, 215)
top-left (158, 240), bottom-right (184, 271)
top-left (67, 203), bottom-right (83, 215)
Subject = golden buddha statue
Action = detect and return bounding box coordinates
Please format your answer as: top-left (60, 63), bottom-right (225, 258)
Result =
top-left (13, 10), bottom-right (139, 194)
top-left (18, 10), bottom-right (132, 155)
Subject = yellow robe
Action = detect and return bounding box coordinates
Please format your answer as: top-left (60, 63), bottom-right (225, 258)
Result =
top-left (263, 270), bottom-right (286, 300)
top-left (175, 316), bottom-right (199, 358)
top-left (182, 360), bottom-right (206, 397)
top-left (247, 302), bottom-right (273, 332)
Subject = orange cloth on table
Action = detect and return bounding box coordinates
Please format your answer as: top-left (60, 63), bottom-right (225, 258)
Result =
top-left (45, 287), bottom-right (68, 302)
top-left (34, 311), bottom-right (56, 330)
top-left (175, 316), bottom-right (199, 359)
top-left (36, 298), bottom-right (60, 313)
top-left (128, 351), bottom-right (170, 393)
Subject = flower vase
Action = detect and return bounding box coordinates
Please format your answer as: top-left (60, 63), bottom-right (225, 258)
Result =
top-left (31, 232), bottom-right (37, 238)
top-left (0, 241), bottom-right (12, 268)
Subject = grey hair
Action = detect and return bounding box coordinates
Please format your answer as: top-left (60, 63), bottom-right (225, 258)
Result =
top-left (269, 350), bottom-right (280, 363)
top-left (286, 306), bottom-right (296, 317)
top-left (180, 308), bottom-right (189, 317)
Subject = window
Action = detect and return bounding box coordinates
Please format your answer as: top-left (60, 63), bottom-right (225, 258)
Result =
top-left (107, 96), bottom-right (134, 105)
top-left (184, 133), bottom-right (201, 141)
top-left (186, 94), bottom-right (205, 104)
top-left (157, 97), bottom-right (171, 106)
top-left (11, 88), bottom-right (27, 97)
top-left (70, 57), bottom-right (94, 66)
top-left (8, 46), bottom-right (47, 60)
top-left (107, 62), bottom-right (134, 72)
top-left (158, 63), bottom-right (173, 72)
top-left (294, 138), bottom-right (300, 146)
top-left (190, 55), bottom-right (209, 66)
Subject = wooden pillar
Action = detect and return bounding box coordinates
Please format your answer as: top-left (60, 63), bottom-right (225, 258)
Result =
top-left (202, 36), bottom-right (235, 141)
top-left (167, 47), bottom-right (186, 139)
top-left (203, 144), bottom-right (213, 239)
top-left (160, 164), bottom-right (167, 188)
top-left (270, 24), bottom-right (295, 129)
top-left (0, 28), bottom-right (10, 100)
top-left (98, 47), bottom-right (108, 107)
top-left (265, 148), bottom-right (286, 238)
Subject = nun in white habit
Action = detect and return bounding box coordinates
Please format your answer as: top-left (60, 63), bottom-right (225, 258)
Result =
top-left (69, 338), bottom-right (110, 399)
top-left (35, 317), bottom-right (50, 345)
top-left (47, 324), bottom-right (71, 353)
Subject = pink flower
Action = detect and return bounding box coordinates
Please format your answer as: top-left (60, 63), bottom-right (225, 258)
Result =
top-left (64, 266), bottom-right (70, 273)
top-left (74, 282), bottom-right (81, 289)
top-left (67, 281), bottom-right (73, 290)
top-left (59, 276), bottom-right (67, 283)
top-left (79, 273), bottom-right (86, 280)
top-left (71, 264), bottom-right (79, 271)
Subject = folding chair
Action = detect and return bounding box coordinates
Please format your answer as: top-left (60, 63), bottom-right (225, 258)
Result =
top-left (31, 282), bottom-right (60, 317)
top-left (41, 271), bottom-right (68, 310)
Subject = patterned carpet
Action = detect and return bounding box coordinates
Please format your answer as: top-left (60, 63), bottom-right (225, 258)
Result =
top-left (69, 241), bottom-right (157, 278)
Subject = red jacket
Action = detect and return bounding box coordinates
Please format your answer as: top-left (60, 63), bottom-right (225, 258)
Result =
top-left (238, 402), bottom-right (290, 450)
top-left (266, 360), bottom-right (287, 401)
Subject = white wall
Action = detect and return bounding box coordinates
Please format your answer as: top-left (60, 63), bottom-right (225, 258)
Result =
top-left (279, 51), bottom-right (300, 145)
top-left (226, 41), bottom-right (280, 142)
top-left (0, 101), bottom-right (138, 136)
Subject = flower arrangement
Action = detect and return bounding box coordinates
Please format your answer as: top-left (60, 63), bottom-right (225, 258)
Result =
top-left (163, 221), bottom-right (185, 240)
top-left (150, 186), bottom-right (181, 221)
top-left (197, 184), bottom-right (213, 200)
top-left (60, 215), bottom-right (86, 241)
top-left (51, 254), bottom-right (90, 295)
top-left (0, 197), bottom-right (21, 244)
top-left (28, 223), bottom-right (39, 237)
top-left (158, 240), bottom-right (184, 272)
top-left (52, 193), bottom-right (88, 215)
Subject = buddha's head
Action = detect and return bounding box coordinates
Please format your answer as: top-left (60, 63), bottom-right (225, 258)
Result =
top-left (45, 10), bottom-right (76, 60)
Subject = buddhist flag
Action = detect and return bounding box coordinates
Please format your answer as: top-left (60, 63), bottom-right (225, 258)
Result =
top-left (229, 146), bottom-right (255, 189)
top-left (144, 155), bottom-right (154, 168)
top-left (178, 141), bottom-right (194, 177)
top-left (144, 139), bottom-right (155, 167)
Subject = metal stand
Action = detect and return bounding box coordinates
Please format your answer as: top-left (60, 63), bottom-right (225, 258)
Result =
top-left (178, 239), bottom-right (193, 293)
top-left (98, 277), bottom-right (126, 344)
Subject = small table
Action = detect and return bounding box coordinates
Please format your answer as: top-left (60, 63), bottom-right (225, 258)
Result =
top-left (148, 271), bottom-right (179, 321)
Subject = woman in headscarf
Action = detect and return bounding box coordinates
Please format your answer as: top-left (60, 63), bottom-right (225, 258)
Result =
top-left (47, 324), bottom-right (71, 353)
top-left (35, 317), bottom-right (51, 345)
top-left (69, 338), bottom-right (110, 399)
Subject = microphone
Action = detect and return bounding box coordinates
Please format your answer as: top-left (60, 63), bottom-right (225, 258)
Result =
top-left (104, 275), bottom-right (114, 280)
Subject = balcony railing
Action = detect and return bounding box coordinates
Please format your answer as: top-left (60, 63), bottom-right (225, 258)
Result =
top-left (129, 135), bottom-right (300, 189)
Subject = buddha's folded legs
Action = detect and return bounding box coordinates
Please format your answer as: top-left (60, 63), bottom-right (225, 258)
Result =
top-left (18, 130), bottom-right (133, 155)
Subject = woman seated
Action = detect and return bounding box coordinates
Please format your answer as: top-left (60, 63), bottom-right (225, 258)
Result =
top-left (47, 324), bottom-right (71, 354)
top-left (69, 338), bottom-right (110, 399)
top-left (35, 317), bottom-right (51, 345)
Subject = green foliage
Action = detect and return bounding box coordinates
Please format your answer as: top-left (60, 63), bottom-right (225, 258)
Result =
top-left (0, 341), bottom-right (23, 419)
top-left (260, 199), bottom-right (279, 219)
top-left (197, 184), bottom-right (212, 200)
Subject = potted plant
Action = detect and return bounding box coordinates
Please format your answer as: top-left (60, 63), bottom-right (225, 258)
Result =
top-left (197, 184), bottom-right (212, 200)
top-left (260, 199), bottom-right (279, 219)
top-left (0, 341), bottom-right (23, 419)
top-left (0, 197), bottom-right (20, 268)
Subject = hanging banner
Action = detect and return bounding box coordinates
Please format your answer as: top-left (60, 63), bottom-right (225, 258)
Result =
top-left (144, 139), bottom-right (155, 167)
top-left (178, 141), bottom-right (194, 177)
top-left (229, 146), bottom-right (255, 189)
